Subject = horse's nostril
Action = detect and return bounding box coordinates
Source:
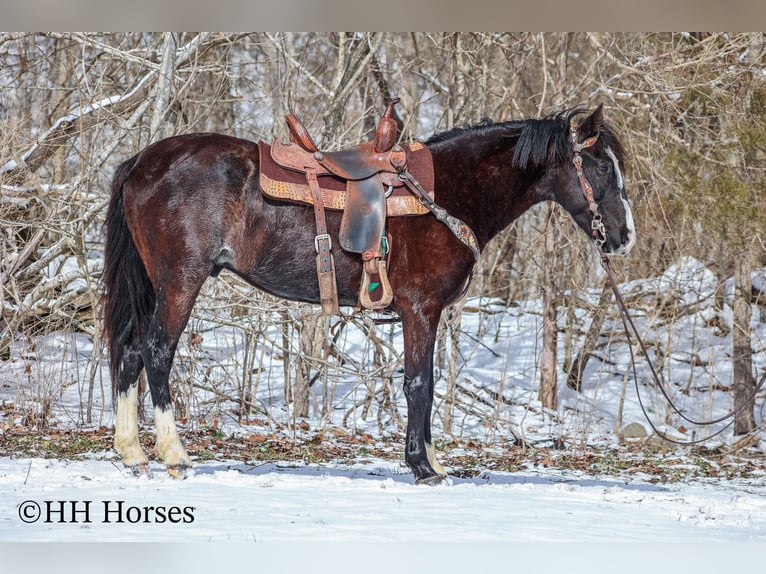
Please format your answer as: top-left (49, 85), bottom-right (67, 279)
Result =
top-left (619, 229), bottom-right (636, 254)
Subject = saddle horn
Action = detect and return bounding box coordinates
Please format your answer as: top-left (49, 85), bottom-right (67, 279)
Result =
top-left (374, 98), bottom-right (400, 153)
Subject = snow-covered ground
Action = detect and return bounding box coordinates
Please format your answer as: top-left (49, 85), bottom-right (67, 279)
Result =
top-left (1, 455), bottom-right (766, 543)
top-left (1, 256), bottom-right (765, 546)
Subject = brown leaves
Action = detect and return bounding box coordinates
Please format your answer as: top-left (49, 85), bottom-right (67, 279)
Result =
top-left (0, 423), bottom-right (763, 483)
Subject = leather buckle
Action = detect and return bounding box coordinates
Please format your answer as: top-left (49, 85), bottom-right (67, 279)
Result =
top-left (314, 233), bottom-right (332, 252)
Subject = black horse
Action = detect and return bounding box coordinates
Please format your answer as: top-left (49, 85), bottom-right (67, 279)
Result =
top-left (102, 104), bottom-right (635, 483)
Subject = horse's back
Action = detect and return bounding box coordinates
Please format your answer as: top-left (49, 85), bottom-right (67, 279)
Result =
top-left (117, 133), bottom-right (262, 282)
top-left (119, 132), bottom-right (260, 211)
top-left (123, 133), bottom-right (259, 190)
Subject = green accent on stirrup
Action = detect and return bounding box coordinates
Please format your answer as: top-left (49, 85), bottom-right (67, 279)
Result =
top-left (369, 282), bottom-right (380, 291)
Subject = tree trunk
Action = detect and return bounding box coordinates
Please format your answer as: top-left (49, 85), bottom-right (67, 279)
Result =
top-left (539, 205), bottom-right (558, 410)
top-left (732, 244), bottom-right (755, 435)
top-left (149, 32), bottom-right (178, 142)
top-left (443, 303), bottom-right (464, 435)
top-left (293, 311), bottom-right (328, 418)
top-left (567, 282), bottom-right (612, 391)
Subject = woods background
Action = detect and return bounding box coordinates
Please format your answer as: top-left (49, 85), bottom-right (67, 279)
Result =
top-left (1, 32), bottom-right (764, 440)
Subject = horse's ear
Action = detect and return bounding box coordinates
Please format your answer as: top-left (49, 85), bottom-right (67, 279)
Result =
top-left (577, 103), bottom-right (604, 140)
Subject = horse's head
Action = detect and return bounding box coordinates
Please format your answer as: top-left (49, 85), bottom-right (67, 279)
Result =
top-left (556, 105), bottom-right (636, 256)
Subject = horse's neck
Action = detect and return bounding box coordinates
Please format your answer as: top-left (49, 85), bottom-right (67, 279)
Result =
top-left (430, 145), bottom-right (546, 248)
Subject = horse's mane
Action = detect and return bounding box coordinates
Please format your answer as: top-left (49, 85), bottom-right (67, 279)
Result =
top-left (425, 108), bottom-right (625, 170)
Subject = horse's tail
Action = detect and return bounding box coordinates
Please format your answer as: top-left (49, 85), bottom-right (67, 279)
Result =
top-left (102, 155), bottom-right (154, 402)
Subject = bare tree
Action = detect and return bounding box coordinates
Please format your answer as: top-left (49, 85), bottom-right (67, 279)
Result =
top-left (1, 32), bottom-right (764, 440)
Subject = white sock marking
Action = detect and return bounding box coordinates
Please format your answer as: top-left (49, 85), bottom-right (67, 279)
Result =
top-left (114, 384), bottom-right (148, 467)
top-left (154, 406), bottom-right (191, 468)
top-left (426, 442), bottom-right (447, 477)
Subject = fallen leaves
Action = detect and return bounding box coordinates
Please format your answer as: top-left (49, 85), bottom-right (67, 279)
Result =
top-left (0, 425), bottom-right (763, 483)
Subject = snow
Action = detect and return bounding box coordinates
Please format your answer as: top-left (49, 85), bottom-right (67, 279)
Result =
top-left (2, 457), bottom-right (766, 543)
top-left (1, 255), bottom-right (765, 547)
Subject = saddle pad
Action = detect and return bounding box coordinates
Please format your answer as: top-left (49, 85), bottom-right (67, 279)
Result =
top-left (258, 141), bottom-right (434, 217)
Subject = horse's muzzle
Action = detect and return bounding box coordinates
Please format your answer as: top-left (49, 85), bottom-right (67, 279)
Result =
top-left (609, 229), bottom-right (636, 256)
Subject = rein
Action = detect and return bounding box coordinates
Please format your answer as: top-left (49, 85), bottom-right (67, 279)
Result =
top-left (601, 255), bottom-right (766, 445)
top-left (570, 118), bottom-right (765, 446)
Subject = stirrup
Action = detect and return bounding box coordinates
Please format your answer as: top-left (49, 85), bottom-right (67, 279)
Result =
top-left (359, 259), bottom-right (393, 310)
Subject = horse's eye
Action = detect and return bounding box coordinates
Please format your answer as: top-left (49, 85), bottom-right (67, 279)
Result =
top-left (598, 161), bottom-right (611, 174)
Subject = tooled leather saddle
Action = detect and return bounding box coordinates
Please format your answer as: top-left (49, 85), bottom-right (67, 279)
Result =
top-left (258, 99), bottom-right (435, 315)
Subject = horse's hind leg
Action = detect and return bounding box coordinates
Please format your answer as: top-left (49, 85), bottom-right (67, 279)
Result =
top-left (114, 346), bottom-right (149, 473)
top-left (142, 277), bottom-right (204, 476)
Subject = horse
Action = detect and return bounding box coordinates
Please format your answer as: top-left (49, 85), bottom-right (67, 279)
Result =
top-left (102, 104), bottom-right (635, 483)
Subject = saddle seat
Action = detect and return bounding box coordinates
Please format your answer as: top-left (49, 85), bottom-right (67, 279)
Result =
top-left (259, 139), bottom-right (432, 217)
top-left (258, 100), bottom-right (435, 314)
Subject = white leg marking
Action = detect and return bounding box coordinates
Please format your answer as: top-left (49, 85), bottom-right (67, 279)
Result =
top-left (114, 385), bottom-right (149, 467)
top-left (426, 443), bottom-right (447, 477)
top-left (154, 406), bottom-right (191, 468)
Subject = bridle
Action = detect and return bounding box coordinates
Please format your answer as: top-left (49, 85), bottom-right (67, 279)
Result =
top-left (569, 119), bottom-right (607, 249)
top-left (569, 119), bottom-right (766, 445)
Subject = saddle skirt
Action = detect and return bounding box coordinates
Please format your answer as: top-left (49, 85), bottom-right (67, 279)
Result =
top-left (258, 140), bottom-right (435, 218)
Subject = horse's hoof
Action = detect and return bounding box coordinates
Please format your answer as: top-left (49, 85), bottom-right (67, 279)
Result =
top-left (125, 462), bottom-right (151, 477)
top-left (416, 474), bottom-right (449, 486)
top-left (167, 464), bottom-right (191, 479)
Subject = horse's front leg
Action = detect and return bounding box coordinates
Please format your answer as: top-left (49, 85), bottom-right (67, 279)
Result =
top-left (401, 306), bottom-right (449, 484)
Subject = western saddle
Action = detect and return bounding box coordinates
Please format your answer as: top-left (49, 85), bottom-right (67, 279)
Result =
top-left (259, 99), bottom-right (435, 316)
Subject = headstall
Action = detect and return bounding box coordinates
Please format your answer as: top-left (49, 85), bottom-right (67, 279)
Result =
top-left (569, 120), bottom-right (607, 248)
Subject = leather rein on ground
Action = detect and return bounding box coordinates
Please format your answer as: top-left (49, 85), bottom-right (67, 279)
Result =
top-left (571, 120), bottom-right (766, 446)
